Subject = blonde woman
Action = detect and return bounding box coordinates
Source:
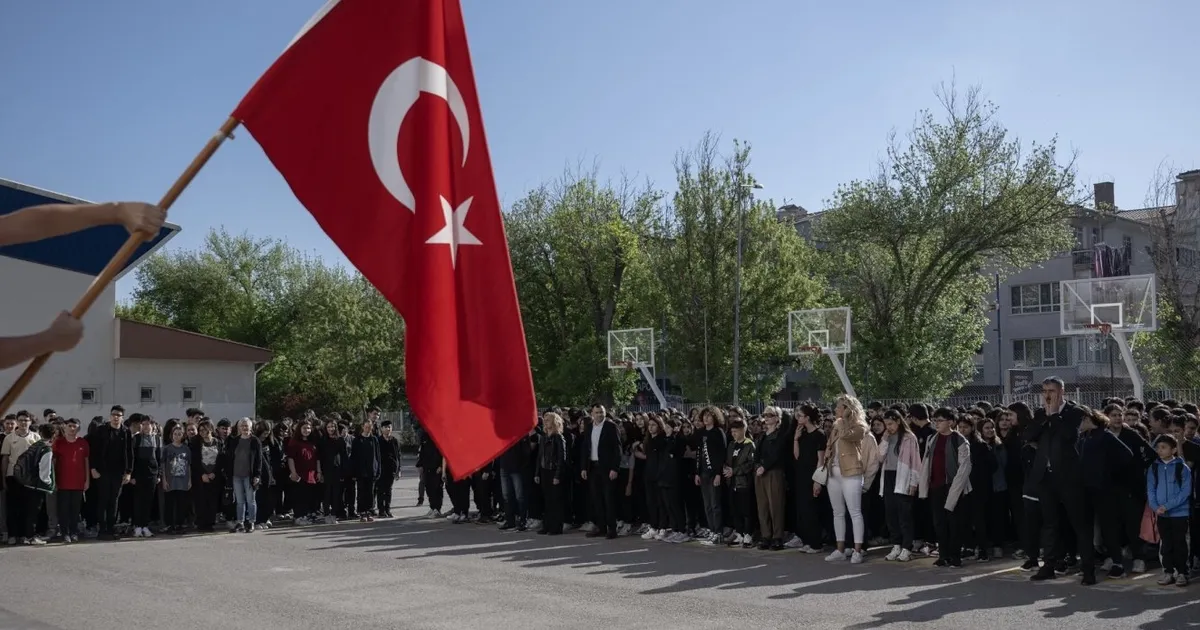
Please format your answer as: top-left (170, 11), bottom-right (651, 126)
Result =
top-left (817, 394), bottom-right (873, 564)
top-left (535, 412), bottom-right (568, 535)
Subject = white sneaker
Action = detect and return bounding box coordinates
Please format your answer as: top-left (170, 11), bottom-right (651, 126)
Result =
top-left (654, 529), bottom-right (670, 541)
top-left (850, 551), bottom-right (864, 564)
top-left (885, 545), bottom-right (902, 561)
top-left (784, 535), bottom-right (803, 549)
top-left (731, 533), bottom-right (744, 545)
top-left (528, 519), bottom-right (543, 530)
top-left (825, 550), bottom-right (846, 562)
top-left (1132, 559), bottom-right (1147, 573)
top-left (844, 548), bottom-right (854, 559)
top-left (1101, 557), bottom-right (1113, 571)
top-left (144, 528), bottom-right (154, 538)
top-left (422, 509), bottom-right (437, 518)
top-left (700, 534), bottom-right (719, 546)
top-left (582, 522), bottom-right (596, 533)
top-left (668, 532), bottom-right (688, 543)
top-left (617, 523), bottom-right (632, 537)
top-left (799, 544), bottom-right (821, 554)
top-left (898, 549), bottom-right (912, 562)
top-left (641, 528), bottom-right (657, 540)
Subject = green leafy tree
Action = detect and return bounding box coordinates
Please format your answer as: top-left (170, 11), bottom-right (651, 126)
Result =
top-left (506, 170), bottom-right (661, 406)
top-left (653, 134), bottom-right (827, 403)
top-left (816, 85), bottom-right (1079, 398)
top-left (120, 229), bottom-right (405, 417)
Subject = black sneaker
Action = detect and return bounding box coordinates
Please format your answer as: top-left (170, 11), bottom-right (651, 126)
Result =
top-left (1080, 572), bottom-right (1096, 586)
top-left (1021, 559), bottom-right (1040, 572)
top-left (934, 558), bottom-right (948, 567)
top-left (770, 539), bottom-right (785, 551)
top-left (499, 523), bottom-right (515, 531)
top-left (947, 559), bottom-right (963, 569)
top-left (1031, 566), bottom-right (1058, 581)
top-left (1107, 564), bottom-right (1125, 579)
top-left (757, 539), bottom-right (770, 550)
top-left (975, 549), bottom-right (991, 563)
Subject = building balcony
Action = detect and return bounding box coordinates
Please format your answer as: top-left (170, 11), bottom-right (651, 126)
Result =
top-left (1071, 249), bottom-right (1093, 267)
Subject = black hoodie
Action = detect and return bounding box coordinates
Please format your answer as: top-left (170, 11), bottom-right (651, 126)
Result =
top-left (88, 422), bottom-right (134, 477)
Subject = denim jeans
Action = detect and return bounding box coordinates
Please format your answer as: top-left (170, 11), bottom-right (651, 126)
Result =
top-left (232, 476), bottom-right (257, 524)
top-left (500, 469), bottom-right (527, 526)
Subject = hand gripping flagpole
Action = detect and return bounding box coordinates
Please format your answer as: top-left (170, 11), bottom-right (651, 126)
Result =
top-left (0, 117), bottom-right (242, 415)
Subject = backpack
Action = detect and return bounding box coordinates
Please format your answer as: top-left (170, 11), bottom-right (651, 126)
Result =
top-left (13, 441), bottom-right (54, 493)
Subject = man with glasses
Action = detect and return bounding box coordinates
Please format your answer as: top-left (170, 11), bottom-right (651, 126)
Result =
top-left (87, 405), bottom-right (133, 540)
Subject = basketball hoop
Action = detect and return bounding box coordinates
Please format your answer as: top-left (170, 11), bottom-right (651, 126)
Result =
top-left (796, 345), bottom-right (824, 356)
top-left (622, 360), bottom-right (636, 372)
top-left (1083, 322), bottom-right (1113, 352)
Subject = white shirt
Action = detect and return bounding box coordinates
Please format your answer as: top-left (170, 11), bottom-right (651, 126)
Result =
top-left (1, 430), bottom-right (40, 477)
top-left (590, 422), bottom-right (603, 462)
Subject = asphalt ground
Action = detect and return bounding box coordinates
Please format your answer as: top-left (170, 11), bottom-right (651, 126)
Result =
top-left (0, 467), bottom-right (1193, 630)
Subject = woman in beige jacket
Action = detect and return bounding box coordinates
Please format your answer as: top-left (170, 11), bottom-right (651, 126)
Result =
top-left (816, 394), bottom-right (874, 564)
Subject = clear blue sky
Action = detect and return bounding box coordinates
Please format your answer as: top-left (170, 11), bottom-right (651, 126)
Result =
top-left (2, 1), bottom-right (1196, 301)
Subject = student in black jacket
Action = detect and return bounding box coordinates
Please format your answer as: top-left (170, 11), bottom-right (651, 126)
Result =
top-left (351, 420), bottom-right (381, 522)
top-left (535, 412), bottom-right (568, 535)
top-left (582, 404), bottom-right (622, 539)
top-left (318, 419), bottom-right (349, 524)
top-left (1026, 377), bottom-right (1094, 583)
top-left (377, 420), bottom-right (402, 518)
top-left (958, 417), bottom-right (997, 561)
top-left (1076, 407), bottom-right (1133, 581)
top-left (1108, 405), bottom-right (1154, 574)
top-left (88, 405), bottom-right (134, 540)
top-left (497, 431), bottom-right (531, 530)
top-left (190, 420), bottom-right (224, 532)
top-left (694, 406), bottom-right (727, 546)
top-left (755, 408), bottom-right (789, 550)
top-left (416, 429), bottom-right (445, 517)
top-left (259, 421), bottom-right (288, 527)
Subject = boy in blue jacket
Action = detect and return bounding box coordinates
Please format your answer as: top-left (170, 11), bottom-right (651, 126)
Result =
top-left (1147, 434), bottom-right (1192, 587)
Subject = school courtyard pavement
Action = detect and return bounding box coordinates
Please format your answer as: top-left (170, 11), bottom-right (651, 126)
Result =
top-left (0, 467), bottom-right (1192, 630)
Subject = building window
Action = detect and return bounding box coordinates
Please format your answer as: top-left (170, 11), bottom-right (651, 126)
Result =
top-left (1073, 227), bottom-right (1084, 248)
top-left (139, 385), bottom-right (157, 404)
top-left (1091, 227), bottom-right (1102, 246)
top-left (80, 387), bottom-right (98, 405)
top-left (1010, 282), bottom-right (1062, 315)
top-left (182, 386), bottom-right (199, 403)
top-left (1177, 247), bottom-right (1199, 268)
top-left (1122, 235), bottom-right (1133, 262)
top-left (1012, 337), bottom-right (1072, 368)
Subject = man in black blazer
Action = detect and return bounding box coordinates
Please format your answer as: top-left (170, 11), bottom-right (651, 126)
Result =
top-left (1024, 376), bottom-right (1093, 584)
top-left (581, 403), bottom-right (622, 538)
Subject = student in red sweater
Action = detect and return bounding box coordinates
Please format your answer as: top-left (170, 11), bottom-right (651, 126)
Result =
top-left (52, 418), bottom-right (90, 543)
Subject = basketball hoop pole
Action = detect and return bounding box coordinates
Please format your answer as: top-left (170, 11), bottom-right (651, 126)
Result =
top-left (826, 352), bottom-right (856, 399)
top-left (1110, 330), bottom-right (1142, 401)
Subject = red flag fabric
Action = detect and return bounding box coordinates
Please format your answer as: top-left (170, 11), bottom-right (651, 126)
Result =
top-left (233, 0), bottom-right (536, 477)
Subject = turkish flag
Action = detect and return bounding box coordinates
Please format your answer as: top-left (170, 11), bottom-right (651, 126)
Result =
top-left (233, 0), bottom-right (536, 477)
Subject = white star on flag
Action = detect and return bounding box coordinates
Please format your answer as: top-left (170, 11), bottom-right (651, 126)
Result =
top-left (426, 196), bottom-right (482, 267)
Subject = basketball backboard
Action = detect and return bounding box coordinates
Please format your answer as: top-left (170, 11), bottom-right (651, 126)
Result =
top-left (607, 328), bottom-right (655, 369)
top-left (1060, 274), bottom-right (1157, 335)
top-left (788, 307), bottom-right (851, 355)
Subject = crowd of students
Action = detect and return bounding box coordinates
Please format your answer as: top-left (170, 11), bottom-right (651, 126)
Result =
top-left (417, 378), bottom-right (1197, 588)
top-left (3, 378), bottom-right (1195, 590)
top-left (0, 406), bottom-right (402, 545)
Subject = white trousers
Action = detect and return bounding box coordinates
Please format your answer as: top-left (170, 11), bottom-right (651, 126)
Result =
top-left (829, 467), bottom-right (865, 544)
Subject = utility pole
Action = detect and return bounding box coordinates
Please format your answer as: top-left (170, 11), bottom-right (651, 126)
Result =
top-left (732, 177), bottom-right (762, 407)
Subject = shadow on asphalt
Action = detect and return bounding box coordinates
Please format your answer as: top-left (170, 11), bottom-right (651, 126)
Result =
top-left (264, 512), bottom-right (1193, 630)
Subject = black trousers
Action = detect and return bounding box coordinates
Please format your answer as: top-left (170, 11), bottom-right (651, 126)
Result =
top-left (793, 469), bottom-right (822, 548)
top-left (323, 477), bottom-right (343, 517)
top-left (95, 474), bottom-right (124, 534)
top-left (164, 490), bottom-right (189, 528)
top-left (356, 478), bottom-right (376, 514)
top-left (588, 463), bottom-right (618, 534)
top-left (57, 490), bottom-right (84, 537)
top-left (658, 484), bottom-right (685, 532)
top-left (473, 474), bottom-right (493, 519)
top-left (5, 477), bottom-right (25, 537)
top-left (571, 476), bottom-right (589, 525)
top-left (376, 474), bottom-right (394, 514)
top-left (256, 483), bottom-right (275, 524)
top-left (342, 477), bottom-right (357, 516)
top-left (883, 473), bottom-right (915, 551)
top-left (1114, 489), bottom-right (1145, 561)
top-left (292, 482), bottom-right (317, 519)
top-left (965, 489), bottom-right (989, 550)
top-left (132, 477), bottom-right (157, 528)
top-left (1040, 477), bottom-right (1094, 572)
top-left (1084, 486), bottom-right (1122, 565)
top-left (447, 477), bottom-right (471, 515)
top-left (1020, 496), bottom-right (1042, 560)
top-left (731, 487), bottom-right (755, 535)
top-left (22, 487), bottom-right (45, 539)
top-left (421, 469), bottom-right (444, 512)
top-left (1158, 515), bottom-right (1190, 575)
top-left (193, 479), bottom-right (221, 528)
top-left (929, 485), bottom-right (962, 563)
top-left (540, 473), bottom-right (564, 533)
top-left (643, 478), bottom-right (662, 529)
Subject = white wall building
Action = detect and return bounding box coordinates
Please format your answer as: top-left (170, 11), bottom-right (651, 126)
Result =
top-left (0, 178), bottom-right (271, 422)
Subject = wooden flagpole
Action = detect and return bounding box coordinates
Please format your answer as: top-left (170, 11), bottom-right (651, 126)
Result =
top-left (0, 116), bottom-right (242, 415)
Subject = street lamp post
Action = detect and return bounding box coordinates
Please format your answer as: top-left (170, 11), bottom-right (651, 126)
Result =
top-left (732, 178), bottom-right (761, 408)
